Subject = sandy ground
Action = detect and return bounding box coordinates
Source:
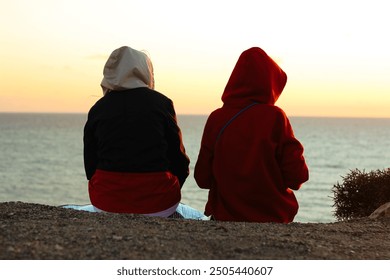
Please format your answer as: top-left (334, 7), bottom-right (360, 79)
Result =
top-left (0, 201), bottom-right (389, 260)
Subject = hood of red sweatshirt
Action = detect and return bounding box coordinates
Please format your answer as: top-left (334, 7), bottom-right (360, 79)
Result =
top-left (221, 47), bottom-right (287, 106)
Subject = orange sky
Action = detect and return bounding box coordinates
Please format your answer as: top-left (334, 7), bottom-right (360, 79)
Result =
top-left (1, 0), bottom-right (390, 117)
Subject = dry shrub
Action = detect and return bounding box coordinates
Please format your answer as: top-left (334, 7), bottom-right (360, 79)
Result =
top-left (332, 168), bottom-right (390, 221)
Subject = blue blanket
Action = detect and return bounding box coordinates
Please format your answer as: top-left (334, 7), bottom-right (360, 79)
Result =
top-left (62, 203), bottom-right (207, 220)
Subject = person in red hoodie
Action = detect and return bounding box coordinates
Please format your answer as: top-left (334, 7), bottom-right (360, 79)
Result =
top-left (194, 47), bottom-right (309, 223)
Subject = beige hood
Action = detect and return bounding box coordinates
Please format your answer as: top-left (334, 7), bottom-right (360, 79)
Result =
top-left (101, 46), bottom-right (154, 95)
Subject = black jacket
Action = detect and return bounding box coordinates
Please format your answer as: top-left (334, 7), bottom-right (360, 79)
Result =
top-left (83, 88), bottom-right (190, 187)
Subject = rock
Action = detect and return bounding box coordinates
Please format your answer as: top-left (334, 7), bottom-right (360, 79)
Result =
top-left (369, 202), bottom-right (390, 219)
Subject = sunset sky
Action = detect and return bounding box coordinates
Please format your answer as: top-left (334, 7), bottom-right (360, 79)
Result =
top-left (1, 0), bottom-right (389, 117)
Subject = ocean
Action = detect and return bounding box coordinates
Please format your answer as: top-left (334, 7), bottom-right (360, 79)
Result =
top-left (0, 113), bottom-right (389, 223)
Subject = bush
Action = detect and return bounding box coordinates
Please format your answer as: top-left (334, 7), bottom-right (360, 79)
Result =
top-left (332, 168), bottom-right (390, 221)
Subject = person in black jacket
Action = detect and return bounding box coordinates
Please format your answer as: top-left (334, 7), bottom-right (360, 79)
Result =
top-left (84, 46), bottom-right (191, 218)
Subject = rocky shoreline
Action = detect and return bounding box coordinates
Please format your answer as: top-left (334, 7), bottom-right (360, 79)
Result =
top-left (0, 201), bottom-right (389, 260)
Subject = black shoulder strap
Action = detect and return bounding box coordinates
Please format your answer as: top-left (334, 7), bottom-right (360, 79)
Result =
top-left (215, 102), bottom-right (258, 143)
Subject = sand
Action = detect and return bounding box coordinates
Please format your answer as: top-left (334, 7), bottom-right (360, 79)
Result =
top-left (0, 201), bottom-right (389, 260)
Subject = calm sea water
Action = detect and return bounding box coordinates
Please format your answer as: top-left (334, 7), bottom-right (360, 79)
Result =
top-left (0, 113), bottom-right (389, 223)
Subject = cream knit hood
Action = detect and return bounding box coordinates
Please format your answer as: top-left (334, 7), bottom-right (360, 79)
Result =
top-left (101, 46), bottom-right (155, 95)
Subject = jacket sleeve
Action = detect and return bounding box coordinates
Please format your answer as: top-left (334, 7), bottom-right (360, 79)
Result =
top-left (194, 117), bottom-right (215, 189)
top-left (83, 112), bottom-right (98, 180)
top-left (165, 101), bottom-right (190, 188)
top-left (276, 111), bottom-right (309, 190)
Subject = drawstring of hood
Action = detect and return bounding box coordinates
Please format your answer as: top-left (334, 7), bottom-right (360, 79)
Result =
top-left (101, 46), bottom-right (155, 95)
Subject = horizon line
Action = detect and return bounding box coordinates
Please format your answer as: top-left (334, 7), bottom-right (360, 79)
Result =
top-left (1, 111), bottom-right (390, 120)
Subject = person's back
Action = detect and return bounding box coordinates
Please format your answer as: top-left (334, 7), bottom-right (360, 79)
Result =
top-left (85, 87), bottom-right (186, 180)
top-left (84, 46), bottom-right (190, 216)
top-left (194, 47), bottom-right (309, 223)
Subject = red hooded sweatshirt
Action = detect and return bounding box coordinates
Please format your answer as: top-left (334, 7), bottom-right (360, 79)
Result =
top-left (194, 47), bottom-right (309, 223)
